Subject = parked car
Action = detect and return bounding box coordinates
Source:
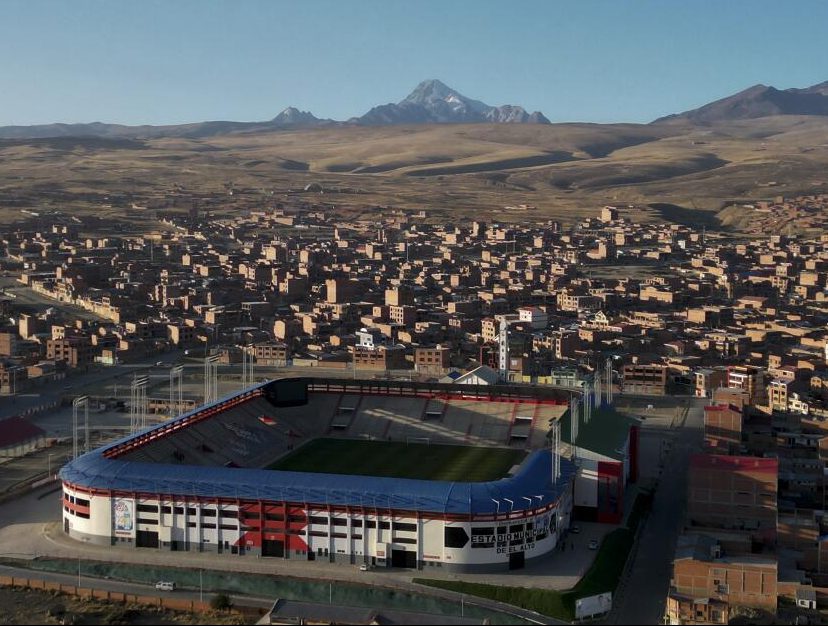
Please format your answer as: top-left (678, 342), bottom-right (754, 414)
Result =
top-left (155, 581), bottom-right (176, 591)
top-left (359, 563), bottom-right (370, 571)
top-left (588, 539), bottom-right (599, 550)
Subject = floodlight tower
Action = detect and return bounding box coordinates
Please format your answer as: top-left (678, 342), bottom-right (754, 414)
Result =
top-left (498, 319), bottom-right (509, 383)
top-left (72, 396), bottom-right (89, 458)
top-left (130, 376), bottom-right (148, 434)
top-left (605, 358), bottom-right (614, 406)
top-left (203, 353), bottom-right (219, 404)
top-left (169, 365), bottom-right (184, 417)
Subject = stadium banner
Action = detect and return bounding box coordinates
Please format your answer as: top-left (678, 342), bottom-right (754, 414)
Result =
top-left (112, 498), bottom-right (135, 537)
top-left (575, 592), bottom-right (612, 620)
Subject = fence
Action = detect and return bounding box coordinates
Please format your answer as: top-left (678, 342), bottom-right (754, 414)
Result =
top-left (0, 574), bottom-right (262, 618)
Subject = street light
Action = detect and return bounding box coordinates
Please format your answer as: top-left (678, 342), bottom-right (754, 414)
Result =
top-left (503, 498), bottom-right (514, 513)
top-left (47, 453), bottom-right (53, 477)
top-left (490, 498), bottom-right (500, 516)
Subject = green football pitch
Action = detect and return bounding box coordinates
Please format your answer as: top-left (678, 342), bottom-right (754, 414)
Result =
top-left (268, 438), bottom-right (526, 482)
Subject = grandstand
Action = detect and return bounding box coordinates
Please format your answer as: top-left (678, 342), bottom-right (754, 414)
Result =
top-left (60, 377), bottom-right (577, 572)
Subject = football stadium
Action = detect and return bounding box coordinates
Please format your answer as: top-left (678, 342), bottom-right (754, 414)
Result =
top-left (60, 378), bottom-right (578, 572)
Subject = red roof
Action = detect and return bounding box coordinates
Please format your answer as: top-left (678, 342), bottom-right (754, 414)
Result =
top-left (690, 453), bottom-right (777, 475)
top-left (0, 416), bottom-right (46, 448)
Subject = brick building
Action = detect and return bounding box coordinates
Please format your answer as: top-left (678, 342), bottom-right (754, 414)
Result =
top-left (687, 454), bottom-right (778, 544)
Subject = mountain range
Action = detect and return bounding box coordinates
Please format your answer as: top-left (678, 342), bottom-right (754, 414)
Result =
top-left (2, 78), bottom-right (828, 140)
top-left (0, 79), bottom-right (549, 140)
top-left (656, 80), bottom-right (828, 124)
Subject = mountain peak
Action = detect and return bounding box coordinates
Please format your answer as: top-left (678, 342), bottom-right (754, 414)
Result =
top-left (404, 79), bottom-right (457, 103)
top-left (357, 79), bottom-right (549, 125)
top-left (653, 81), bottom-right (828, 124)
top-left (272, 107), bottom-right (320, 125)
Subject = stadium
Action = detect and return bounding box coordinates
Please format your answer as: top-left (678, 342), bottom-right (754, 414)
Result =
top-left (59, 377), bottom-right (578, 572)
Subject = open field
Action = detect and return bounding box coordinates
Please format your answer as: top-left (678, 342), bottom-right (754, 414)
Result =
top-left (0, 586), bottom-right (243, 625)
top-left (2, 116), bottom-right (828, 229)
top-left (269, 438), bottom-right (525, 482)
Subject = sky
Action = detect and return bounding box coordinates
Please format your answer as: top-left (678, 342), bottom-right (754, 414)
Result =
top-left (1, 0), bottom-right (827, 126)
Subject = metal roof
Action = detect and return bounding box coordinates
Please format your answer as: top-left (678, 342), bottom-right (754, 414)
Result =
top-left (61, 446), bottom-right (575, 516)
top-left (59, 379), bottom-right (575, 515)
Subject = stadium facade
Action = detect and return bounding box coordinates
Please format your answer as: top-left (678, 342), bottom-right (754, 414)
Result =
top-left (60, 378), bottom-right (579, 572)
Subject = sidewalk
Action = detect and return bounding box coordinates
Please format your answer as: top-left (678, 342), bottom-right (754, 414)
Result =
top-left (39, 519), bottom-right (609, 591)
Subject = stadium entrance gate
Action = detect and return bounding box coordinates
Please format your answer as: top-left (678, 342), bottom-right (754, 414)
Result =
top-left (262, 538), bottom-right (285, 558)
top-left (136, 530), bottom-right (159, 549)
top-left (509, 551), bottom-right (525, 570)
top-left (391, 549), bottom-right (416, 569)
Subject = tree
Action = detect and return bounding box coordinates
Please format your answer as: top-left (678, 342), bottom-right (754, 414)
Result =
top-left (210, 593), bottom-right (233, 611)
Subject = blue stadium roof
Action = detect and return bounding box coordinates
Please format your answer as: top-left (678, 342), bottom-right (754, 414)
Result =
top-left (60, 380), bottom-right (576, 516)
top-left (61, 446), bottom-right (574, 516)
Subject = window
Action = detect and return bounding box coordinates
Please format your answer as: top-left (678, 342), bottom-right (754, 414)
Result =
top-left (202, 523), bottom-right (216, 529)
top-left (76, 511), bottom-right (90, 519)
top-left (220, 510), bottom-right (238, 519)
top-left (379, 521), bottom-right (390, 530)
top-left (351, 520), bottom-right (363, 528)
top-left (265, 513), bottom-right (285, 522)
top-left (219, 524), bottom-right (237, 531)
top-left (75, 498), bottom-right (90, 508)
top-left (309, 516), bottom-right (328, 525)
top-left (331, 518), bottom-right (347, 527)
top-left (161, 506), bottom-right (172, 514)
top-left (201, 509), bottom-right (217, 518)
top-left (365, 521), bottom-right (377, 529)
top-left (393, 522), bottom-right (417, 532)
top-left (137, 518), bottom-right (158, 525)
top-left (137, 504), bottom-right (158, 513)
top-left (395, 537), bottom-right (417, 545)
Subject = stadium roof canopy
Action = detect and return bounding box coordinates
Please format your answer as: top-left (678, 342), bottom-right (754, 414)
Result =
top-left (61, 445), bottom-right (575, 516)
top-left (60, 378), bottom-right (576, 516)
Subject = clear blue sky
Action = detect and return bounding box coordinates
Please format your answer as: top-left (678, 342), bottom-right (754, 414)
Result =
top-left (1, 0), bottom-right (827, 126)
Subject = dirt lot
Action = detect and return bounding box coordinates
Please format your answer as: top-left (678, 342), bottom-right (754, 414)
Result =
top-left (0, 586), bottom-right (245, 625)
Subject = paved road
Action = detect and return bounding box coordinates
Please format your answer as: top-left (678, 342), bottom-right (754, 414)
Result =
top-left (0, 563), bottom-right (273, 610)
top-left (608, 397), bottom-right (704, 625)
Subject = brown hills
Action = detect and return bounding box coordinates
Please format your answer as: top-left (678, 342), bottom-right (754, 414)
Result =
top-left (1, 116), bottom-right (828, 228)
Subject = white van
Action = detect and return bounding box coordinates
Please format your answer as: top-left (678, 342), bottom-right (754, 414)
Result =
top-left (155, 581), bottom-right (176, 591)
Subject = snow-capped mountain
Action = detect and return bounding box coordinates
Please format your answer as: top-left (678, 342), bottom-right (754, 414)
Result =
top-left (271, 107), bottom-right (321, 126)
top-left (355, 79), bottom-right (550, 125)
